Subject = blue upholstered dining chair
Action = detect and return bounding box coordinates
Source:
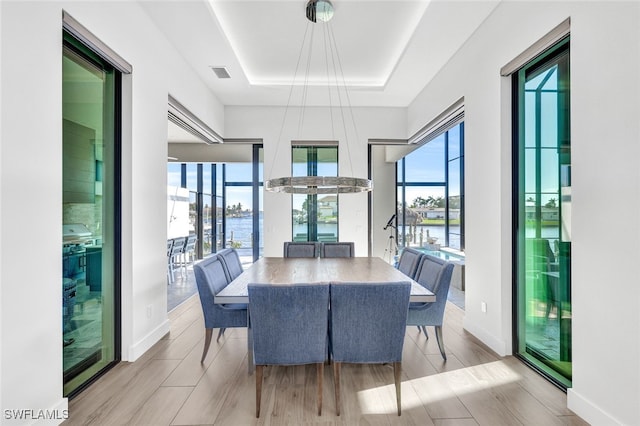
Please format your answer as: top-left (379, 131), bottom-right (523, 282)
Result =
top-left (396, 247), bottom-right (423, 279)
top-left (218, 247), bottom-right (243, 281)
top-left (215, 247), bottom-right (245, 341)
top-left (406, 254), bottom-right (455, 360)
top-left (320, 242), bottom-right (354, 258)
top-left (330, 282), bottom-right (411, 416)
top-left (248, 283), bottom-right (330, 418)
top-left (283, 241), bottom-right (320, 258)
top-left (193, 254), bottom-right (247, 363)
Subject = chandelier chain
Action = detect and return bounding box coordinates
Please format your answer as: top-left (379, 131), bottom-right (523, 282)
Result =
top-left (267, 21), bottom-right (311, 182)
top-left (265, 0), bottom-right (372, 194)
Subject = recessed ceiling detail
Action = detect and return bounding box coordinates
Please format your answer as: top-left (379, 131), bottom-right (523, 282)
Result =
top-left (208, 0), bottom-right (430, 88)
top-left (140, 0), bottom-right (500, 107)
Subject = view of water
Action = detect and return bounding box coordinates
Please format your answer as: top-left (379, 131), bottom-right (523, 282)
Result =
top-left (225, 216), bottom-right (465, 254)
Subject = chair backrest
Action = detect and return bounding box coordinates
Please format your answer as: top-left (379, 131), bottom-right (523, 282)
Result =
top-left (283, 241), bottom-right (320, 258)
top-left (330, 282), bottom-right (411, 363)
top-left (194, 254), bottom-right (247, 330)
top-left (170, 236), bottom-right (186, 257)
top-left (412, 254), bottom-right (455, 318)
top-left (167, 239), bottom-right (174, 257)
top-left (248, 283), bottom-right (330, 365)
top-left (320, 242), bottom-right (354, 258)
top-left (526, 238), bottom-right (555, 272)
top-left (218, 247), bottom-right (243, 281)
top-left (193, 254), bottom-right (230, 303)
top-left (396, 247), bottom-right (423, 279)
top-left (184, 234), bottom-right (197, 252)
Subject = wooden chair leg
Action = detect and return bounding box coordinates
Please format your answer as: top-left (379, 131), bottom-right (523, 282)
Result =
top-left (394, 362), bottom-right (402, 416)
top-left (201, 328), bottom-right (213, 363)
top-left (255, 365), bottom-right (264, 418)
top-left (316, 362), bottom-right (324, 415)
top-left (216, 328), bottom-right (226, 342)
top-left (333, 362), bottom-right (341, 416)
top-left (434, 326), bottom-right (447, 361)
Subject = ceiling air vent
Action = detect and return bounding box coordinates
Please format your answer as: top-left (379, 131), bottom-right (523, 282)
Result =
top-left (210, 66), bottom-right (230, 79)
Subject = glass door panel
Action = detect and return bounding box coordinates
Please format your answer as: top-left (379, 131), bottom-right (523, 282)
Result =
top-left (62, 33), bottom-right (119, 396)
top-left (224, 151), bottom-right (263, 264)
top-left (202, 194), bottom-right (213, 255)
top-left (225, 185), bottom-right (254, 263)
top-left (292, 146), bottom-right (338, 242)
top-left (515, 38), bottom-right (571, 388)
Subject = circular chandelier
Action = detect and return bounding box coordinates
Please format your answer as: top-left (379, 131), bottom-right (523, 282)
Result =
top-left (266, 176), bottom-right (373, 194)
top-left (265, 0), bottom-right (373, 195)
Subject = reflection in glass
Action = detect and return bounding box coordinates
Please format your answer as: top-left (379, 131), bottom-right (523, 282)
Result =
top-left (515, 38), bottom-right (571, 388)
top-left (62, 33), bottom-right (119, 396)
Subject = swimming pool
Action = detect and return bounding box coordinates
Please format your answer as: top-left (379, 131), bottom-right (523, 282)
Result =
top-left (410, 247), bottom-right (465, 291)
top-left (415, 247), bottom-right (465, 262)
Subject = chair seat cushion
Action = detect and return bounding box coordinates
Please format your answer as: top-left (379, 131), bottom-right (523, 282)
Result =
top-left (221, 303), bottom-right (248, 310)
top-left (409, 302), bottom-right (430, 309)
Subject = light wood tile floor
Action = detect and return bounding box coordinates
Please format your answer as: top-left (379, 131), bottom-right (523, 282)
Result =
top-left (64, 295), bottom-right (589, 425)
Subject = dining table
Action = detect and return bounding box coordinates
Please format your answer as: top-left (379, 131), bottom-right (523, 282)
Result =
top-left (214, 256), bottom-right (435, 373)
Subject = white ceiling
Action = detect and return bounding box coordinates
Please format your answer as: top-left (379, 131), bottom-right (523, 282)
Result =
top-left (141, 0), bottom-right (500, 108)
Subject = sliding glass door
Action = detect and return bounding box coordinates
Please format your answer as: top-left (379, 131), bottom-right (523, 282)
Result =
top-left (514, 38), bottom-right (571, 388)
top-left (62, 31), bottom-right (120, 396)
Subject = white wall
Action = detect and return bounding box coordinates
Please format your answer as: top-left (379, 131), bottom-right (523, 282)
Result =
top-left (370, 145), bottom-right (398, 260)
top-left (408, 1), bottom-right (640, 424)
top-left (224, 105), bottom-right (406, 258)
top-left (0, 1), bottom-right (224, 422)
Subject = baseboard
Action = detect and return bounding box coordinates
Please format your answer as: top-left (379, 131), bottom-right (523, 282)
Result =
top-left (127, 319), bottom-right (170, 361)
top-left (567, 388), bottom-right (622, 426)
top-left (462, 318), bottom-right (507, 356)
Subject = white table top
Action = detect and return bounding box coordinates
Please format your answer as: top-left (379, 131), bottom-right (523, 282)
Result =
top-left (215, 256), bottom-right (435, 304)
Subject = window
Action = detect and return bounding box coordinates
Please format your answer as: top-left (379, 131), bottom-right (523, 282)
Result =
top-left (513, 37), bottom-right (571, 388)
top-left (167, 145), bottom-right (263, 264)
top-left (447, 124), bottom-right (464, 250)
top-left (292, 145), bottom-right (339, 242)
top-left (224, 146), bottom-right (264, 261)
top-left (396, 123), bottom-right (464, 251)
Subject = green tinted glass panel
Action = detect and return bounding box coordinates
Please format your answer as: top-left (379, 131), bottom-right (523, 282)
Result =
top-left (62, 33), bottom-right (118, 395)
top-left (515, 38), bottom-right (571, 388)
